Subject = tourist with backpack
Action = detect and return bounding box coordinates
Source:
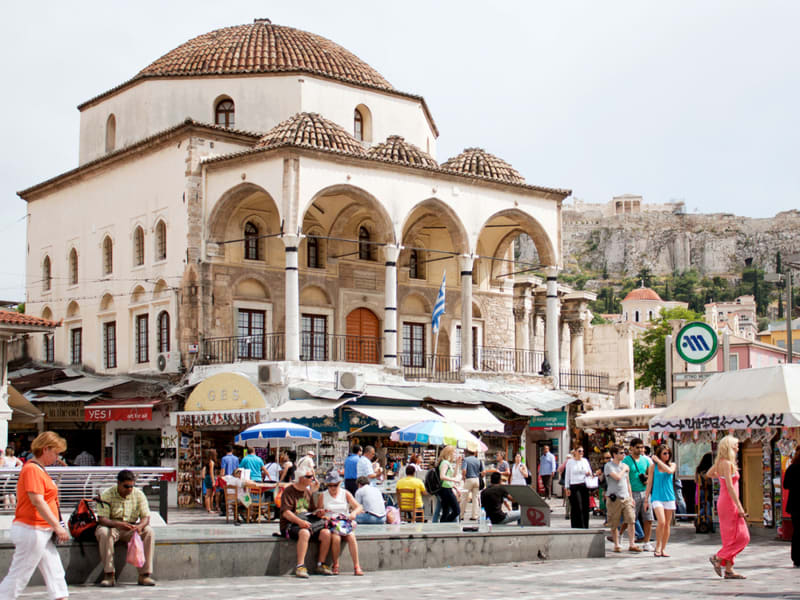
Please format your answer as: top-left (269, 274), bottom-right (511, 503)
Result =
top-left (0, 431), bottom-right (69, 600)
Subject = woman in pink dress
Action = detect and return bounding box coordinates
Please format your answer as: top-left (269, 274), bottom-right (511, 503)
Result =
top-left (708, 435), bottom-right (750, 579)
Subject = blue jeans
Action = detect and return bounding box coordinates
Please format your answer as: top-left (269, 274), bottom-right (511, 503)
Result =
top-left (433, 495), bottom-right (441, 523)
top-left (635, 519), bottom-right (644, 540)
top-left (497, 510), bottom-right (520, 525)
top-left (356, 513), bottom-right (386, 525)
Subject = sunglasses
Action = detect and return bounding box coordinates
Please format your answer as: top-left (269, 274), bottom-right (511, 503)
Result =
top-left (121, 484), bottom-right (134, 489)
top-left (603, 456), bottom-right (611, 460)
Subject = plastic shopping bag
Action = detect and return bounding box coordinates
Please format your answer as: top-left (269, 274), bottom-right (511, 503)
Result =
top-left (126, 531), bottom-right (146, 568)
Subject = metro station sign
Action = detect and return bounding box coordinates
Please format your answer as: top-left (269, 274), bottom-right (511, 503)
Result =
top-left (675, 321), bottom-right (718, 365)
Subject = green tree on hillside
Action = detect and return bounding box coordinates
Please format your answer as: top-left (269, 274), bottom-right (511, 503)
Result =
top-left (633, 306), bottom-right (703, 393)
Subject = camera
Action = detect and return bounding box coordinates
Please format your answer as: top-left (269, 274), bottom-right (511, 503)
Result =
top-left (638, 473), bottom-right (648, 486)
top-left (608, 493), bottom-right (618, 502)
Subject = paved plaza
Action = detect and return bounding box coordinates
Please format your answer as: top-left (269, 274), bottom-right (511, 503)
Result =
top-left (17, 533), bottom-right (797, 600)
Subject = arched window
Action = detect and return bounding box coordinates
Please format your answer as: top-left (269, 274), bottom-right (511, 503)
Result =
top-left (155, 220), bottom-right (167, 261)
top-left (102, 236), bottom-right (113, 275)
top-left (307, 235), bottom-right (321, 268)
top-left (354, 108), bottom-right (364, 141)
top-left (358, 226), bottom-right (372, 261)
top-left (244, 221), bottom-right (259, 260)
top-left (157, 311), bottom-right (170, 353)
top-left (215, 99), bottom-right (235, 128)
top-left (42, 256), bottom-right (51, 292)
top-left (105, 114), bottom-right (116, 153)
top-left (68, 249), bottom-right (78, 286)
top-left (634, 310), bottom-right (640, 322)
top-left (133, 226), bottom-right (145, 266)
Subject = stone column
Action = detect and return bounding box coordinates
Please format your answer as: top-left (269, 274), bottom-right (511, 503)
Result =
top-left (568, 320), bottom-right (585, 374)
top-left (283, 234), bottom-right (300, 361)
top-left (383, 245), bottom-right (400, 367)
top-left (545, 267), bottom-right (560, 384)
top-left (459, 255), bottom-right (474, 371)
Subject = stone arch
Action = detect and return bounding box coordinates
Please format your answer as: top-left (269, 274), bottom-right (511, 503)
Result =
top-left (300, 284), bottom-right (332, 306)
top-left (233, 277), bottom-right (270, 301)
top-left (66, 300), bottom-right (80, 318)
top-left (208, 182), bottom-right (282, 244)
top-left (353, 104), bottom-right (372, 142)
top-left (41, 306), bottom-right (53, 320)
top-left (131, 285), bottom-right (147, 304)
top-left (477, 208), bottom-right (556, 270)
top-left (400, 292), bottom-right (432, 315)
top-left (304, 184), bottom-right (395, 245)
top-left (99, 293), bottom-right (115, 311)
top-left (152, 279), bottom-right (170, 300)
top-left (400, 198), bottom-right (469, 255)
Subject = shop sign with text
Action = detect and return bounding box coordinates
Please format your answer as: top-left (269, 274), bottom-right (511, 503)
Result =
top-left (85, 407), bottom-right (153, 422)
top-left (529, 411), bottom-right (567, 430)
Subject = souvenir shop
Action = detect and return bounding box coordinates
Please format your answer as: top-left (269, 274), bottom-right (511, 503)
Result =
top-left (170, 372), bottom-right (269, 507)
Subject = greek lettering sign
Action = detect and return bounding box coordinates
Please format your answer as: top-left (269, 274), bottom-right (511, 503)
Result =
top-left (184, 372), bottom-right (266, 411)
top-left (529, 411), bottom-right (567, 430)
top-left (675, 321), bottom-right (718, 365)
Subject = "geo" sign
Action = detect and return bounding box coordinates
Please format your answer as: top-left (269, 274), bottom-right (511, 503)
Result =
top-left (675, 321), bottom-right (718, 365)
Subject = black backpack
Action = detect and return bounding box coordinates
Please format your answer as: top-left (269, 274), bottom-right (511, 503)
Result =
top-left (424, 462), bottom-right (442, 494)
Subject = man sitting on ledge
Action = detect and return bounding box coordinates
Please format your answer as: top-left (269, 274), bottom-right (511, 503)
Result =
top-left (95, 470), bottom-right (156, 587)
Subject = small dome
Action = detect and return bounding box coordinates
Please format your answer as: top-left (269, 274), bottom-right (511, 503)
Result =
top-left (255, 112), bottom-right (366, 155)
top-left (137, 20), bottom-right (393, 92)
top-left (440, 148), bottom-right (525, 184)
top-left (367, 136), bottom-right (438, 168)
top-left (623, 287), bottom-right (662, 302)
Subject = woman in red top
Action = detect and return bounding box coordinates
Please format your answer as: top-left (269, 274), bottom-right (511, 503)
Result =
top-left (0, 431), bottom-right (69, 599)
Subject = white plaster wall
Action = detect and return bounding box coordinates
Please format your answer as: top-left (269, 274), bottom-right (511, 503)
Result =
top-left (26, 144), bottom-right (190, 372)
top-left (79, 75), bottom-right (436, 165)
top-left (584, 323), bottom-right (635, 408)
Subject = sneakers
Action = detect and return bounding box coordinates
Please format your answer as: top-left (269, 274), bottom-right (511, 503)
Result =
top-left (295, 565), bottom-right (309, 579)
top-left (98, 573), bottom-right (115, 587)
top-left (137, 574), bottom-right (156, 586)
top-left (642, 542), bottom-right (654, 552)
top-left (317, 564), bottom-right (334, 576)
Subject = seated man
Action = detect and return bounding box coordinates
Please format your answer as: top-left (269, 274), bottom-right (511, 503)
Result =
top-left (280, 462), bottom-right (332, 578)
top-left (395, 465), bottom-right (427, 515)
top-left (95, 470), bottom-right (156, 587)
top-left (354, 476), bottom-right (387, 524)
top-left (480, 472), bottom-right (520, 525)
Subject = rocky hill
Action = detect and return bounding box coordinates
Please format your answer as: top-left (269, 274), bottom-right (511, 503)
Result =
top-left (558, 209), bottom-right (800, 277)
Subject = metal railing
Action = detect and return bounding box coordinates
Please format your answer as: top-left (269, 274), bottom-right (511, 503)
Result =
top-left (401, 354), bottom-right (464, 383)
top-left (559, 370), bottom-right (610, 394)
top-left (476, 346), bottom-right (545, 374)
top-left (302, 334), bottom-right (381, 364)
top-left (202, 333), bottom-right (285, 364)
top-left (0, 467), bottom-right (174, 521)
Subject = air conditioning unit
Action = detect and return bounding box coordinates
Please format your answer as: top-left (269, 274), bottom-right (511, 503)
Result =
top-left (258, 363), bottom-right (284, 385)
top-left (335, 371), bottom-right (364, 393)
top-left (156, 351), bottom-right (182, 373)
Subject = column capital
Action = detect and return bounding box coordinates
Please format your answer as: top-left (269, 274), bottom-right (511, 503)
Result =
top-left (458, 254), bottom-right (474, 273)
top-left (382, 244), bottom-right (401, 263)
top-left (545, 266), bottom-right (559, 280)
top-left (282, 234), bottom-right (300, 249)
top-left (567, 319), bottom-right (585, 336)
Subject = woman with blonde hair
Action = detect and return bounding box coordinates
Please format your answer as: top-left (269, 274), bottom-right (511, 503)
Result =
top-left (708, 435), bottom-right (750, 578)
top-left (437, 445), bottom-right (461, 522)
top-left (0, 431), bottom-right (69, 599)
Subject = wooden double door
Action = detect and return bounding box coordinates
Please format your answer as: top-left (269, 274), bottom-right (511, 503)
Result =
top-left (345, 308), bottom-right (380, 364)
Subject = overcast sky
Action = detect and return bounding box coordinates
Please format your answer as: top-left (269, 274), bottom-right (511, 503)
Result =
top-left (1, 1), bottom-right (798, 301)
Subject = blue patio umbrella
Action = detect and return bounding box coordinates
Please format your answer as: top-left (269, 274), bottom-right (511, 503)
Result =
top-left (235, 420), bottom-right (322, 448)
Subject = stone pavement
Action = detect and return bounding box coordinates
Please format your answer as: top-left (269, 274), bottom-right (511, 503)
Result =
top-left (16, 533), bottom-right (797, 599)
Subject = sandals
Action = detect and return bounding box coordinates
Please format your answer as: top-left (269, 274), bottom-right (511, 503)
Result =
top-left (709, 555), bottom-right (722, 577)
top-left (613, 546), bottom-right (622, 553)
top-left (332, 563), bottom-right (339, 576)
top-left (724, 571), bottom-right (746, 579)
top-left (354, 566), bottom-right (364, 576)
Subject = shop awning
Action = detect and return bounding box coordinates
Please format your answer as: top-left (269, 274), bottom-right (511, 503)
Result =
top-left (429, 405), bottom-right (505, 433)
top-left (289, 383), bottom-right (346, 400)
top-left (84, 398), bottom-right (161, 422)
top-left (494, 389), bottom-right (575, 416)
top-left (170, 408), bottom-right (267, 427)
top-left (26, 393), bottom-right (101, 403)
top-left (269, 397), bottom-right (351, 419)
top-left (8, 386), bottom-right (43, 422)
top-left (34, 376), bottom-right (131, 393)
top-left (362, 385), bottom-right (422, 402)
top-left (347, 405), bottom-right (442, 429)
top-left (576, 408), bottom-right (664, 430)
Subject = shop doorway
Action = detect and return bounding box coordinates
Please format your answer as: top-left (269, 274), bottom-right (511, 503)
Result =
top-left (116, 430), bottom-right (161, 466)
top-left (741, 440), bottom-right (762, 525)
top-left (58, 428), bottom-right (102, 466)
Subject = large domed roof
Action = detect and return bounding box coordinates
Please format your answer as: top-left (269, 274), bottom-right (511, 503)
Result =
top-left (623, 287), bottom-right (662, 302)
top-left (255, 112), bottom-right (366, 155)
top-left (367, 136), bottom-right (438, 168)
top-left (440, 148), bottom-right (525, 184)
top-left (137, 19), bottom-right (394, 91)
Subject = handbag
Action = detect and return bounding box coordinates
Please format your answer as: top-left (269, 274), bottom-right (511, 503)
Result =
top-left (585, 476), bottom-right (599, 490)
top-left (298, 512), bottom-right (326, 535)
top-left (327, 514), bottom-right (355, 536)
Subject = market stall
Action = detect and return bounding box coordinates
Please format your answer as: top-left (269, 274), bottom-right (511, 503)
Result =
top-left (649, 364), bottom-right (800, 533)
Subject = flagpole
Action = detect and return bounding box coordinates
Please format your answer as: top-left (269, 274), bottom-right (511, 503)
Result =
top-left (432, 326), bottom-right (440, 377)
top-left (431, 271), bottom-right (446, 379)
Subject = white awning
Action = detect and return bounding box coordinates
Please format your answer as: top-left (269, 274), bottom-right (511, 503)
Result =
top-left (289, 383), bottom-right (346, 400)
top-left (429, 405), bottom-right (505, 433)
top-left (347, 405), bottom-right (442, 429)
top-left (269, 398), bottom-right (351, 419)
top-left (496, 389), bottom-right (575, 415)
top-left (576, 408), bottom-right (664, 430)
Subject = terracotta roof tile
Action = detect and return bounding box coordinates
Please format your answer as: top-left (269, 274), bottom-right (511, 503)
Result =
top-left (0, 310), bottom-right (60, 329)
top-left (255, 112), bottom-right (366, 155)
top-left (366, 136), bottom-right (438, 168)
top-left (138, 20), bottom-right (393, 91)
top-left (623, 287), bottom-right (662, 302)
top-left (440, 148), bottom-right (526, 185)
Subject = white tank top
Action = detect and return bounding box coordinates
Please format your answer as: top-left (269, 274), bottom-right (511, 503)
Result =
top-left (511, 463), bottom-right (527, 485)
top-left (322, 488), bottom-right (349, 515)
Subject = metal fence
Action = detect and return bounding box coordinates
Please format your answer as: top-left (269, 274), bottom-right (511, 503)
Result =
top-left (401, 354), bottom-right (464, 383)
top-left (301, 333), bottom-right (382, 364)
top-left (201, 333), bottom-right (285, 364)
top-left (559, 370), bottom-right (610, 394)
top-left (476, 346), bottom-right (545, 374)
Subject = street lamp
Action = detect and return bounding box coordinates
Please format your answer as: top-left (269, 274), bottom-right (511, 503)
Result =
top-left (766, 252), bottom-right (800, 364)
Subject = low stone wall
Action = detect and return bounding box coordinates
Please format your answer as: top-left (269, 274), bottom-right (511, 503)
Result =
top-left (0, 526), bottom-right (604, 583)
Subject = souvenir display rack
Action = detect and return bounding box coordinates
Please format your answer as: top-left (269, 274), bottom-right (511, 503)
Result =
top-left (177, 431), bottom-right (202, 507)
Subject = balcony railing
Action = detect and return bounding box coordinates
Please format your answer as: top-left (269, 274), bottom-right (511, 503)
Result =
top-left (559, 370), bottom-right (610, 394)
top-left (201, 333), bottom-right (285, 364)
top-left (476, 346), bottom-right (545, 374)
top-left (401, 354), bottom-right (464, 383)
top-left (301, 333), bottom-right (381, 364)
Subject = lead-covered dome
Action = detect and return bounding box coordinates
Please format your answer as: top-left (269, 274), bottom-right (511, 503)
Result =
top-left (255, 112), bottom-right (366, 155)
top-left (440, 148), bottom-right (525, 184)
top-left (367, 136), bottom-right (438, 168)
top-left (138, 19), bottom-right (394, 92)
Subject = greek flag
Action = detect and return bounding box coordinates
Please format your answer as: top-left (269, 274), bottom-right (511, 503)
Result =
top-left (431, 272), bottom-right (446, 335)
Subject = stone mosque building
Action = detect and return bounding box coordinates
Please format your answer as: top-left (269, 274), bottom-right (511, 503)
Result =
top-left (19, 20), bottom-right (608, 465)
